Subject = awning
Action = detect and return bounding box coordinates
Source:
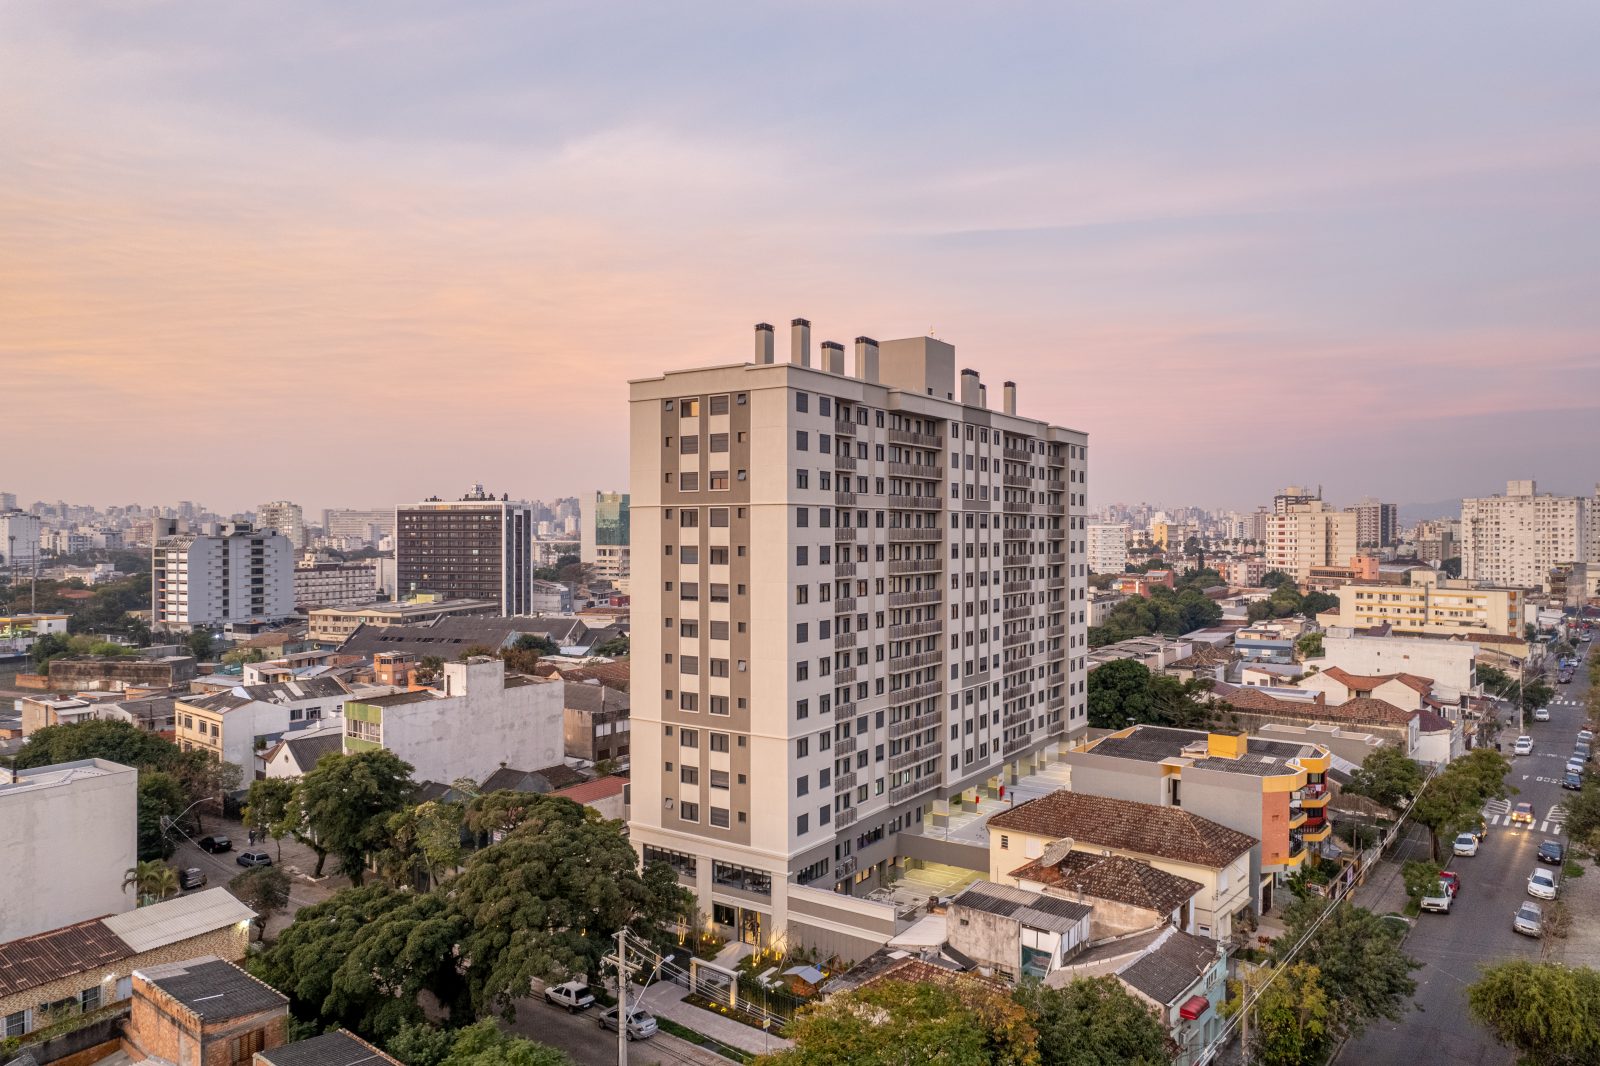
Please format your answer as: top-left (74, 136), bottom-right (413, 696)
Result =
top-left (1179, 995), bottom-right (1210, 1020)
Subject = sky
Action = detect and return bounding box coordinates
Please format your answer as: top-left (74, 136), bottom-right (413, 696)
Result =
top-left (4, 1), bottom-right (1599, 516)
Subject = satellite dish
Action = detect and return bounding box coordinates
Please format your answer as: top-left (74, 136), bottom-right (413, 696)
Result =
top-left (1040, 837), bottom-right (1076, 868)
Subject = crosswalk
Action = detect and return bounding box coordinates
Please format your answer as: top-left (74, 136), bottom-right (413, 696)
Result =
top-left (1480, 798), bottom-right (1568, 834)
top-left (1550, 697), bottom-right (1584, 707)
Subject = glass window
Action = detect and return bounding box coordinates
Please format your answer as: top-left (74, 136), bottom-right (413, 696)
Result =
top-left (710, 807), bottom-right (731, 828)
top-left (680, 398), bottom-right (700, 417)
top-left (709, 394), bottom-right (730, 415)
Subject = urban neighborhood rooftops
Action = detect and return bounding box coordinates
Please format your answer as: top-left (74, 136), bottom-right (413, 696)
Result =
top-left (953, 881), bottom-right (1092, 934)
top-left (1116, 928), bottom-right (1220, 1006)
top-left (987, 790), bottom-right (1256, 869)
top-left (1087, 725), bottom-right (1325, 777)
top-left (136, 955), bottom-right (288, 1021)
top-left (256, 1030), bottom-right (401, 1066)
top-left (1009, 852), bottom-right (1204, 915)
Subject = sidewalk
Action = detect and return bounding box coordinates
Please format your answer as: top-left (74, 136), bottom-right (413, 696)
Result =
top-left (1350, 822), bottom-right (1432, 915)
top-left (637, 981), bottom-right (793, 1057)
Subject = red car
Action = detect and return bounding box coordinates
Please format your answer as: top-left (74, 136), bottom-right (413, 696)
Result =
top-left (1438, 870), bottom-right (1460, 897)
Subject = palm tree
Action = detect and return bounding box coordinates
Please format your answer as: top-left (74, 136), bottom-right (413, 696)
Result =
top-left (122, 861), bottom-right (178, 906)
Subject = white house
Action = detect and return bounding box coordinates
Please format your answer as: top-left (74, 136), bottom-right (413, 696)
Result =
top-left (1318, 629), bottom-right (1477, 702)
top-left (175, 676), bottom-right (353, 774)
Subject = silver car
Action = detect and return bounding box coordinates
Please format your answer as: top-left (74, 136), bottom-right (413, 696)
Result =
top-left (598, 1006), bottom-right (659, 1041)
top-left (1513, 901), bottom-right (1543, 937)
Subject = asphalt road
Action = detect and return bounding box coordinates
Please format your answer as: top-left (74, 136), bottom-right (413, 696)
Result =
top-left (1339, 642), bottom-right (1591, 1066)
top-left (508, 997), bottom-right (728, 1066)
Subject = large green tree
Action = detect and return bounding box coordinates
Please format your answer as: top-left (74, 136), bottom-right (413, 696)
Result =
top-left (1468, 961), bottom-right (1600, 1066)
top-left (243, 777), bottom-right (297, 863)
top-left (15, 718), bottom-right (177, 770)
top-left (423, 1021), bottom-right (573, 1066)
top-left (137, 770), bottom-right (189, 860)
top-left (764, 978), bottom-right (1040, 1066)
top-left (231, 866), bottom-right (292, 941)
top-left (291, 749), bottom-right (416, 883)
top-left (449, 797), bottom-right (691, 1016)
top-left (378, 800), bottom-right (465, 890)
top-left (1013, 976), bottom-right (1171, 1066)
top-left (1413, 748), bottom-right (1512, 860)
top-left (1226, 963), bottom-right (1334, 1066)
top-left (1086, 658), bottom-right (1220, 731)
top-left (1343, 747), bottom-right (1425, 811)
top-left (1270, 899), bottom-right (1418, 1038)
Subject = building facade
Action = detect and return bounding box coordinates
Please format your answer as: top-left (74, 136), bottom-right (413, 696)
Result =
top-left (323, 508), bottom-right (397, 545)
top-left (1461, 480), bottom-right (1592, 589)
top-left (1324, 572), bottom-right (1524, 638)
top-left (627, 322), bottom-right (1088, 949)
top-left (1086, 523), bottom-right (1129, 575)
top-left (1264, 500), bottom-right (1356, 580)
top-left (1349, 498), bottom-right (1399, 548)
top-left (396, 487), bottom-right (533, 614)
top-left (151, 521), bottom-right (294, 632)
top-left (581, 491), bottom-right (632, 592)
top-left (255, 501), bottom-right (306, 550)
top-left (292, 560), bottom-right (379, 608)
top-left (0, 509), bottom-right (42, 575)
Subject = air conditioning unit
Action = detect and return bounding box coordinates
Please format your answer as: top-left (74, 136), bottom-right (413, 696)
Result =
top-left (664, 798), bottom-right (674, 808)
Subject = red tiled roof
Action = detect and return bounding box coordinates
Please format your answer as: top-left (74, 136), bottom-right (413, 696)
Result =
top-left (1319, 666), bottom-right (1433, 695)
top-left (987, 791), bottom-right (1255, 869)
top-left (1009, 852), bottom-right (1203, 914)
top-left (1412, 709), bottom-right (1454, 733)
top-left (0, 917), bottom-right (131, 997)
top-left (550, 775), bottom-right (628, 805)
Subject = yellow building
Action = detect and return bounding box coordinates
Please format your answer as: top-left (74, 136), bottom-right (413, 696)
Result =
top-left (1325, 571), bottom-right (1524, 637)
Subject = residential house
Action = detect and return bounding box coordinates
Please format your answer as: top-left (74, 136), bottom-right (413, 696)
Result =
top-left (1064, 727), bottom-right (1334, 913)
top-left (0, 890), bottom-right (254, 1041)
top-left (124, 956), bottom-right (288, 1066)
top-left (261, 728), bottom-right (345, 779)
top-left (1087, 636), bottom-right (1194, 673)
top-left (563, 681), bottom-right (631, 768)
top-left (479, 763), bottom-right (588, 795)
top-left (986, 791), bottom-right (1255, 940)
top-left (1008, 850), bottom-right (1204, 937)
top-left (1234, 622), bottom-right (1301, 664)
top-left (1115, 929), bottom-right (1227, 1066)
top-left (307, 598), bottom-right (500, 645)
top-left (0, 759), bottom-right (137, 942)
top-left (342, 657), bottom-right (564, 785)
top-left (45, 655), bottom-right (198, 693)
top-left (945, 881), bottom-right (1093, 981)
top-left (174, 677), bottom-right (353, 776)
top-left (529, 579), bottom-right (572, 614)
top-left (1296, 666), bottom-right (1432, 710)
top-left (256, 1030), bottom-right (404, 1066)
top-left (1318, 629), bottom-right (1478, 703)
top-left (549, 775), bottom-right (630, 821)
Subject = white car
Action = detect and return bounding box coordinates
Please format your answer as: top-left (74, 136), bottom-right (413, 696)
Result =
top-left (1513, 735), bottom-right (1534, 756)
top-left (1420, 881), bottom-right (1453, 914)
top-left (543, 981), bottom-right (596, 1012)
top-left (1533, 707), bottom-right (1551, 722)
top-left (1453, 832), bottom-right (1480, 857)
top-left (1528, 867), bottom-right (1558, 900)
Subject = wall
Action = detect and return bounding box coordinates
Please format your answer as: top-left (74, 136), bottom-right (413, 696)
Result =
top-left (0, 763), bottom-right (137, 942)
top-left (0, 1007), bottom-right (126, 1066)
top-left (946, 905), bottom-right (1021, 976)
top-left (378, 659), bottom-right (564, 782)
top-left (1319, 633), bottom-right (1476, 700)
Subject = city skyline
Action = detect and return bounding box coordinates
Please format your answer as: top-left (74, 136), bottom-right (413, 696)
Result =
top-left (5, 3), bottom-right (1599, 510)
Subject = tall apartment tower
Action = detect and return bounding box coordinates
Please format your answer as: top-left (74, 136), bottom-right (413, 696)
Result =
top-left (1273, 486), bottom-right (1320, 514)
top-left (1461, 480), bottom-right (1592, 589)
top-left (1264, 500), bottom-right (1356, 580)
top-left (1349, 497), bottom-right (1399, 548)
top-left (396, 486), bottom-right (533, 614)
top-left (151, 520), bottom-right (294, 631)
top-left (256, 500), bottom-right (306, 550)
top-left (0, 509), bottom-right (42, 576)
top-left (581, 491), bottom-right (632, 593)
top-left (628, 322), bottom-right (1089, 950)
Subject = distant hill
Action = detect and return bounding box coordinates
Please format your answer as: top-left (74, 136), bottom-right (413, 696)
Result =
top-left (1399, 499), bottom-right (1460, 526)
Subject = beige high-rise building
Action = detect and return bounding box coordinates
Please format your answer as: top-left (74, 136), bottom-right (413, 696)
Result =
top-left (1461, 480), bottom-right (1592, 589)
top-left (628, 321), bottom-right (1088, 951)
top-left (1264, 499), bottom-right (1356, 580)
top-left (256, 500), bottom-right (306, 550)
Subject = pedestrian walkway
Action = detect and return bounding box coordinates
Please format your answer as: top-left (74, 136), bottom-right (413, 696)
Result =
top-left (1481, 798), bottom-right (1566, 834)
top-left (637, 981), bottom-right (794, 1057)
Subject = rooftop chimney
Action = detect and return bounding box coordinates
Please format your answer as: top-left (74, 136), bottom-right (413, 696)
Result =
top-left (960, 368), bottom-right (980, 407)
top-left (821, 340), bottom-right (845, 375)
top-left (854, 336), bottom-right (879, 383)
top-left (791, 318), bottom-right (811, 368)
top-left (1003, 381), bottom-right (1017, 415)
top-left (754, 323), bottom-right (774, 364)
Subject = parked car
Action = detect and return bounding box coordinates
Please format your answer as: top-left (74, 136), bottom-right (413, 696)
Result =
top-left (1453, 832), bottom-right (1480, 856)
top-left (1513, 736), bottom-right (1535, 756)
top-left (1579, 729), bottom-right (1595, 744)
top-left (1438, 870), bottom-right (1461, 896)
top-left (543, 981), bottom-right (596, 1012)
top-left (1563, 771), bottom-right (1585, 791)
top-left (1528, 867), bottom-right (1559, 900)
top-left (597, 1006), bottom-right (658, 1040)
top-left (1420, 881), bottom-right (1453, 913)
top-left (198, 835), bottom-right (232, 854)
top-left (1534, 707), bottom-right (1552, 721)
top-left (235, 851), bottom-right (273, 867)
top-left (178, 868), bottom-right (207, 891)
top-left (1576, 742), bottom-right (1592, 762)
top-left (1539, 840), bottom-right (1566, 864)
top-left (1513, 901), bottom-right (1544, 937)
top-left (1510, 802), bottom-right (1536, 827)
top-left (1568, 756), bottom-right (1587, 776)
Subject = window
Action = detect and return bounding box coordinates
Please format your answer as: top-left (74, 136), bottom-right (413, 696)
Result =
top-left (712, 861), bottom-right (772, 895)
top-left (710, 583), bottom-right (730, 602)
top-left (796, 392), bottom-right (809, 413)
top-left (709, 471), bottom-right (729, 490)
top-left (680, 582), bottom-right (699, 601)
top-left (681, 509), bottom-right (700, 528)
top-left (710, 807), bottom-right (731, 828)
top-left (796, 623), bottom-right (809, 642)
top-left (710, 507), bottom-right (730, 527)
top-left (681, 766), bottom-right (699, 784)
top-left (709, 695), bottom-right (729, 715)
top-left (796, 430), bottom-right (809, 451)
top-left (710, 769), bottom-right (730, 789)
top-left (644, 846), bottom-right (697, 878)
top-left (797, 814), bottom-right (810, 836)
top-left (709, 546), bottom-right (729, 565)
top-left (680, 692), bottom-right (698, 711)
top-left (710, 732), bottom-right (730, 753)
top-left (797, 469), bottom-right (809, 490)
top-left (680, 398), bottom-right (700, 417)
top-left (680, 728), bottom-right (699, 747)
top-left (679, 471), bottom-right (699, 492)
top-left (680, 545), bottom-right (699, 564)
top-left (710, 658), bottom-right (729, 677)
top-left (797, 546), bottom-right (809, 565)
top-left (709, 394), bottom-right (730, 415)
top-left (797, 775), bottom-right (809, 796)
top-left (680, 802), bottom-right (700, 823)
top-left (710, 432), bottom-right (729, 452)
top-left (680, 435), bottom-right (700, 454)
top-left (679, 655), bottom-right (699, 674)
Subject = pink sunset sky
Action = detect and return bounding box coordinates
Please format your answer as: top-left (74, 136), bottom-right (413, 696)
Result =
top-left (3, 2), bottom-right (1598, 514)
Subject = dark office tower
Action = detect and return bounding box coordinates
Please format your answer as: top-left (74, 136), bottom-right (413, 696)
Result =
top-left (396, 484), bottom-right (533, 615)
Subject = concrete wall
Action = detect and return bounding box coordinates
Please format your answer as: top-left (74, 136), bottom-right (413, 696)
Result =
top-left (0, 761), bottom-right (137, 942)
top-left (47, 657), bottom-right (197, 693)
top-left (1318, 633), bottom-right (1476, 701)
top-left (376, 658), bottom-right (564, 782)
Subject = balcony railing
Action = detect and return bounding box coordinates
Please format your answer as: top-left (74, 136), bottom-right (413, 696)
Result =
top-left (835, 454), bottom-right (857, 471)
top-left (888, 527), bottom-right (941, 541)
top-left (889, 681), bottom-right (942, 706)
top-left (890, 745), bottom-right (937, 772)
top-left (888, 429), bottom-right (944, 449)
top-left (835, 596), bottom-right (858, 614)
top-left (890, 650), bottom-right (942, 672)
top-left (888, 494), bottom-right (942, 511)
top-left (890, 780), bottom-right (934, 805)
top-left (889, 557), bottom-right (942, 575)
top-left (834, 525), bottom-right (857, 541)
top-left (835, 561), bottom-right (857, 578)
top-left (833, 735), bottom-right (857, 757)
top-left (834, 771), bottom-right (859, 793)
top-left (834, 631), bottom-right (857, 651)
top-left (889, 619), bottom-right (942, 640)
top-left (835, 806), bottom-right (859, 828)
top-left (890, 712), bottom-right (939, 739)
top-left (835, 491), bottom-right (858, 508)
top-left (888, 588), bottom-right (940, 608)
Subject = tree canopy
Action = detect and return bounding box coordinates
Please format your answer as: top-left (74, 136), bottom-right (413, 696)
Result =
top-left (1342, 747), bottom-right (1425, 811)
top-left (1270, 899), bottom-right (1418, 1038)
top-left (1014, 976), bottom-right (1172, 1066)
top-left (1085, 658), bottom-right (1225, 731)
top-left (1089, 587), bottom-right (1222, 648)
top-left (291, 749), bottom-right (417, 883)
top-left (1468, 961), bottom-right (1600, 1066)
top-left (1412, 747), bottom-right (1512, 860)
top-left (1226, 963), bottom-right (1334, 1066)
top-left (230, 866), bottom-right (291, 941)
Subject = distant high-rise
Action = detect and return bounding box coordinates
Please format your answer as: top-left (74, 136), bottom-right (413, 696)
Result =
top-left (1272, 485), bottom-right (1320, 514)
top-left (152, 520), bottom-right (294, 631)
top-left (0, 492), bottom-right (16, 511)
top-left (1461, 480), bottom-right (1594, 589)
top-left (324, 508), bottom-right (397, 545)
top-left (396, 486), bottom-right (532, 614)
top-left (256, 500), bottom-right (306, 550)
top-left (581, 491), bottom-right (631, 592)
top-left (1349, 497), bottom-right (1399, 548)
top-left (1265, 500), bottom-right (1356, 580)
top-left (1087, 523), bottom-right (1129, 574)
top-left (0, 510), bottom-right (42, 575)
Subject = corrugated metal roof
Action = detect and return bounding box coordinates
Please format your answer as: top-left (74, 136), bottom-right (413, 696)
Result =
top-left (0, 918), bottom-right (131, 997)
top-left (103, 888), bottom-right (255, 952)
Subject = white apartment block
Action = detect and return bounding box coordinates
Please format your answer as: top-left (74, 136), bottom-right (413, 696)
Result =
top-left (175, 677), bottom-right (353, 774)
top-left (1324, 571), bottom-right (1524, 638)
top-left (293, 559), bottom-right (380, 607)
top-left (0, 510), bottom-right (42, 574)
top-left (628, 321), bottom-right (1088, 951)
top-left (0, 759), bottom-right (138, 942)
top-left (151, 521), bottom-right (295, 631)
top-left (1461, 480), bottom-right (1594, 589)
top-left (1087, 523), bottom-right (1130, 574)
top-left (342, 657), bottom-right (564, 784)
top-left (1264, 500), bottom-right (1356, 580)
top-left (257, 500), bottom-right (306, 549)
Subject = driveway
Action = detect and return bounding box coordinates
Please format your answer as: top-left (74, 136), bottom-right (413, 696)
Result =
top-left (164, 812), bottom-right (349, 937)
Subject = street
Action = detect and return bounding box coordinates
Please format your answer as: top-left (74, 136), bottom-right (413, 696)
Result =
top-left (1339, 644), bottom-right (1590, 1065)
top-left (508, 996), bottom-right (732, 1066)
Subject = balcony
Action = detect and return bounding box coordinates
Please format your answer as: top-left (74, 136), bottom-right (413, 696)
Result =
top-left (1003, 446), bottom-right (1032, 462)
top-left (835, 454), bottom-right (857, 471)
top-left (834, 631), bottom-right (857, 651)
top-left (835, 806), bottom-right (859, 829)
top-left (1004, 735), bottom-right (1032, 756)
top-left (833, 700), bottom-right (855, 719)
top-left (890, 650), bottom-right (942, 672)
top-left (888, 461), bottom-right (941, 480)
top-left (834, 735), bottom-right (857, 757)
top-left (834, 417), bottom-right (856, 435)
top-left (834, 525), bottom-right (857, 541)
top-left (890, 780), bottom-right (934, 806)
top-left (889, 557), bottom-right (942, 575)
top-left (1004, 554), bottom-right (1030, 567)
top-left (835, 491), bottom-right (858, 508)
top-left (1003, 580), bottom-right (1031, 594)
top-left (889, 681), bottom-right (943, 706)
top-left (835, 596), bottom-right (858, 613)
top-left (888, 494), bottom-right (942, 511)
top-left (890, 745), bottom-right (937, 772)
top-left (1047, 575), bottom-right (1066, 589)
top-left (834, 771), bottom-right (859, 793)
top-left (1048, 553), bottom-right (1065, 565)
top-left (889, 619), bottom-right (942, 640)
top-left (1002, 606), bottom-right (1032, 621)
top-left (888, 428), bottom-right (943, 449)
top-left (835, 561), bottom-right (857, 578)
top-left (1046, 624), bottom-right (1065, 639)
top-left (889, 712), bottom-right (938, 739)
top-left (1002, 683), bottom-right (1031, 701)
top-left (1302, 821), bottom-right (1332, 843)
top-left (888, 588), bottom-right (940, 608)
top-left (834, 666), bottom-right (858, 685)
top-left (1003, 474), bottom-right (1032, 489)
top-left (888, 527), bottom-right (941, 542)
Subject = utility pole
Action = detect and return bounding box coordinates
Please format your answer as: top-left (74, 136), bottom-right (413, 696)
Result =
top-left (615, 927), bottom-right (628, 1066)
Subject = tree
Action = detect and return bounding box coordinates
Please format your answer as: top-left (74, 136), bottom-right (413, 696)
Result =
top-left (1412, 747), bottom-right (1511, 860)
top-left (1271, 899), bottom-right (1418, 1037)
top-left (137, 770), bottom-right (189, 860)
top-left (1086, 659), bottom-right (1158, 729)
top-left (592, 636), bottom-right (629, 658)
top-left (415, 655), bottom-right (445, 685)
top-left (377, 800), bottom-right (465, 890)
top-left (431, 1021), bottom-right (574, 1066)
top-left (463, 789), bottom-right (539, 843)
top-left (1343, 747), bottom-right (1425, 811)
top-left (387, 1023), bottom-right (457, 1066)
top-left (186, 630), bottom-right (216, 661)
top-left (1401, 860), bottom-right (1443, 904)
top-left (1294, 632), bottom-right (1323, 660)
top-left (766, 977), bottom-right (1040, 1066)
top-left (1225, 963), bottom-right (1335, 1066)
top-left (502, 633), bottom-right (557, 674)
top-left (30, 631), bottom-right (72, 666)
top-left (15, 718), bottom-right (179, 770)
top-left (1261, 570), bottom-right (1293, 588)
top-left (123, 860), bottom-right (178, 905)
top-left (223, 647), bottom-right (266, 667)
top-left (1468, 960), bottom-right (1600, 1066)
top-left (230, 866), bottom-right (291, 941)
top-left (292, 750), bottom-right (416, 883)
top-left (1014, 976), bottom-right (1172, 1066)
top-left (244, 777), bottom-right (297, 863)
top-left (449, 796), bottom-right (691, 1016)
